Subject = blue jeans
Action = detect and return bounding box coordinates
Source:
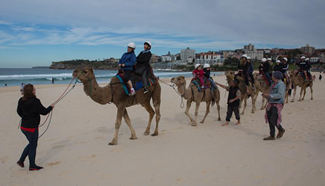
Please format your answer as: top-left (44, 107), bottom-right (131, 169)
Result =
top-left (19, 128), bottom-right (39, 167)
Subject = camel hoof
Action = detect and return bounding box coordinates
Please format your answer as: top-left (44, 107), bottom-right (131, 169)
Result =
top-left (191, 121), bottom-right (197, 126)
top-left (151, 132), bottom-right (158, 136)
top-left (311, 98), bottom-right (313, 100)
top-left (291, 100), bottom-right (294, 102)
top-left (218, 118), bottom-right (221, 121)
top-left (129, 136), bottom-right (138, 140)
top-left (200, 120), bottom-right (204, 124)
top-left (108, 142), bottom-right (117, 145)
top-left (144, 131), bottom-right (150, 136)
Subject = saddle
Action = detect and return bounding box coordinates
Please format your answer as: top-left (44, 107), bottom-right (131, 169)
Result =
top-left (117, 70), bottom-right (156, 95)
top-left (191, 77), bottom-right (215, 92)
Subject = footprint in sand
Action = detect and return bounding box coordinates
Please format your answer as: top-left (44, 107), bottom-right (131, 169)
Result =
top-left (0, 156), bottom-right (8, 164)
top-left (47, 161), bottom-right (61, 166)
top-left (176, 178), bottom-right (182, 182)
top-left (79, 154), bottom-right (96, 160)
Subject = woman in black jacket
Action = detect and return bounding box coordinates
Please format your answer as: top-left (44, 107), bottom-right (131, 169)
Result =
top-left (17, 84), bottom-right (54, 171)
top-left (135, 41), bottom-right (152, 92)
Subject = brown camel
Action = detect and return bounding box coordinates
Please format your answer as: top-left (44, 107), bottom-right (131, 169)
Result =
top-left (73, 66), bottom-right (161, 145)
top-left (289, 70), bottom-right (313, 102)
top-left (225, 71), bottom-right (257, 114)
top-left (253, 73), bottom-right (270, 110)
top-left (170, 76), bottom-right (221, 126)
top-left (254, 72), bottom-right (291, 109)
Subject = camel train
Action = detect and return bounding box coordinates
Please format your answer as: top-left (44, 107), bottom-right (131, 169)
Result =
top-left (72, 64), bottom-right (315, 145)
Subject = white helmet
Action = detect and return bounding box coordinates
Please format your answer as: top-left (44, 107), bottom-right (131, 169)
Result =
top-left (247, 56), bottom-right (251, 60)
top-left (194, 64), bottom-right (201, 69)
top-left (241, 54), bottom-right (248, 59)
top-left (127, 42), bottom-right (136, 49)
top-left (203, 63), bottom-right (210, 68)
top-left (301, 56), bottom-right (306, 59)
top-left (144, 41), bottom-right (151, 47)
top-left (276, 60), bottom-right (281, 63)
top-left (267, 58), bottom-right (272, 61)
top-left (261, 58), bottom-right (267, 62)
top-left (283, 57), bottom-right (288, 61)
top-left (305, 58), bottom-right (310, 61)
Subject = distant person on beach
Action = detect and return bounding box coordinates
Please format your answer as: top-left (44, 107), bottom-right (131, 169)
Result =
top-left (51, 77), bottom-right (54, 84)
top-left (20, 83), bottom-right (24, 95)
top-left (215, 79), bottom-right (241, 126)
top-left (4, 83), bottom-right (7, 86)
top-left (135, 41), bottom-right (152, 93)
top-left (16, 84), bottom-right (54, 171)
top-left (118, 42), bottom-right (137, 96)
top-left (262, 71), bottom-right (286, 140)
top-left (319, 73), bottom-right (322, 81)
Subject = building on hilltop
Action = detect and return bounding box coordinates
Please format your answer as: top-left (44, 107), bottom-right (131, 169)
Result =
top-left (300, 44), bottom-right (315, 56)
top-left (180, 47), bottom-right (195, 64)
top-left (243, 43), bottom-right (264, 60)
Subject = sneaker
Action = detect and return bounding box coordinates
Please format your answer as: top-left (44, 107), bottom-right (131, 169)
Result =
top-left (276, 129), bottom-right (285, 138)
top-left (144, 88), bottom-right (149, 94)
top-left (263, 136), bottom-right (275, 140)
top-left (129, 88), bottom-right (136, 96)
top-left (17, 161), bottom-right (24, 168)
top-left (29, 165), bottom-right (43, 171)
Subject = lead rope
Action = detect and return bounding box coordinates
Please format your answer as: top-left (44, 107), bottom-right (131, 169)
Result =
top-left (158, 79), bottom-right (184, 108)
top-left (38, 78), bottom-right (78, 138)
top-left (18, 78), bottom-right (79, 138)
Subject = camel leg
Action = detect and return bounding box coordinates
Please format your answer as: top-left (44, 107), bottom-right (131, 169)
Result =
top-left (123, 109), bottom-right (137, 140)
top-left (109, 107), bottom-right (124, 145)
top-left (184, 100), bottom-right (196, 125)
top-left (298, 87), bottom-right (303, 101)
top-left (200, 102), bottom-right (210, 123)
top-left (241, 96), bottom-right (247, 115)
top-left (310, 86), bottom-right (313, 100)
top-left (291, 86), bottom-right (296, 102)
top-left (193, 101), bottom-right (201, 126)
top-left (217, 103), bottom-right (221, 121)
top-left (302, 87), bottom-right (306, 100)
top-left (143, 103), bottom-right (155, 136)
top-left (251, 94), bottom-right (257, 113)
top-left (261, 97), bottom-right (265, 110)
top-left (151, 100), bottom-right (161, 136)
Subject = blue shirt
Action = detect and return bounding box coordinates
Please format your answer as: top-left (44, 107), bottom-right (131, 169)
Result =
top-left (119, 51), bottom-right (136, 71)
top-left (268, 80), bottom-right (285, 104)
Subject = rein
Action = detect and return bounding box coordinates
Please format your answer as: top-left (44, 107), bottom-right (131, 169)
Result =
top-left (158, 79), bottom-right (184, 108)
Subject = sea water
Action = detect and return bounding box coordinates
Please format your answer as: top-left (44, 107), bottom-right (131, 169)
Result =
top-left (0, 68), bottom-right (205, 87)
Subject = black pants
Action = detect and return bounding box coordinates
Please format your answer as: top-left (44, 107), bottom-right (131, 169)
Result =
top-left (142, 69), bottom-right (149, 89)
top-left (267, 106), bottom-right (284, 137)
top-left (226, 104), bottom-right (240, 121)
top-left (19, 128), bottom-right (38, 167)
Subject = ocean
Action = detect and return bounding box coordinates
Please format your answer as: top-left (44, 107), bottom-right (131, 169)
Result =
top-left (0, 68), bottom-right (202, 87)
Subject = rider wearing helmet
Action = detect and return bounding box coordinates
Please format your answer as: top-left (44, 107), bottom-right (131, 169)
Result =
top-left (259, 58), bottom-right (272, 85)
top-left (119, 42), bottom-right (137, 95)
top-left (135, 41), bottom-right (152, 93)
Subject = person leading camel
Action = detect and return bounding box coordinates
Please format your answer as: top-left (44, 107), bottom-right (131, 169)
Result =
top-left (118, 42), bottom-right (137, 96)
top-left (215, 80), bottom-right (241, 126)
top-left (262, 71), bottom-right (286, 140)
top-left (193, 64), bottom-right (205, 89)
top-left (135, 41), bottom-right (152, 93)
top-left (16, 84), bottom-right (54, 171)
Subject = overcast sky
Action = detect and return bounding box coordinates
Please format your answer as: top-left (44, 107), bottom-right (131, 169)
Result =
top-left (0, 0), bottom-right (324, 67)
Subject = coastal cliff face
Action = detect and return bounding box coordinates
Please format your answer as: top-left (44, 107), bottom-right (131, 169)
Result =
top-left (50, 59), bottom-right (119, 70)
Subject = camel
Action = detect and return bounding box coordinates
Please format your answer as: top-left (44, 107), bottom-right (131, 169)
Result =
top-left (289, 70), bottom-right (313, 102)
top-left (170, 76), bottom-right (221, 126)
top-left (225, 71), bottom-right (257, 114)
top-left (253, 73), bottom-right (270, 110)
top-left (73, 66), bottom-right (161, 145)
top-left (254, 72), bottom-right (291, 110)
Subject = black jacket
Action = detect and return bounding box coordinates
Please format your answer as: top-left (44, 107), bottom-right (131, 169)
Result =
top-left (17, 97), bottom-right (53, 128)
top-left (136, 50), bottom-right (152, 67)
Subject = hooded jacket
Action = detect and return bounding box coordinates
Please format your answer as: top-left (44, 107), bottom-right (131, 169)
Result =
top-left (17, 97), bottom-right (53, 128)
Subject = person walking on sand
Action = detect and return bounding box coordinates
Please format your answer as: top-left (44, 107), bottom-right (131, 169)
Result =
top-left (215, 79), bottom-right (241, 126)
top-left (16, 84), bottom-right (54, 171)
top-left (262, 71), bottom-right (286, 140)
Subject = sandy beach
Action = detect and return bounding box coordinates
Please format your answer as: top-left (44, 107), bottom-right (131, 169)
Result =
top-left (1, 75), bottom-right (325, 186)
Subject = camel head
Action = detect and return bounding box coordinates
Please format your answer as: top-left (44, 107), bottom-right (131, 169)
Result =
top-left (171, 76), bottom-right (186, 87)
top-left (225, 71), bottom-right (235, 84)
top-left (73, 66), bottom-right (95, 83)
